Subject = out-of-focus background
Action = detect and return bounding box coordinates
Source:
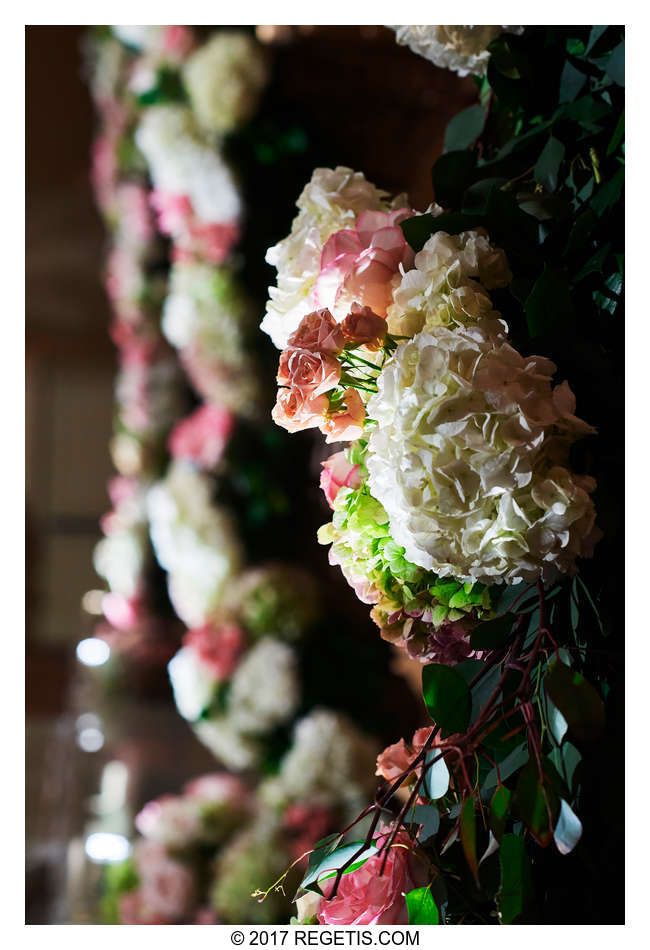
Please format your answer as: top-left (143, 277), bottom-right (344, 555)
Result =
top-left (25, 25), bottom-right (475, 923)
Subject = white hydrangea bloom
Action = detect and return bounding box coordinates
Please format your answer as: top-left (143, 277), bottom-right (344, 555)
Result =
top-left (387, 229), bottom-right (512, 339)
top-left (273, 709), bottom-right (379, 810)
top-left (182, 31), bottom-right (269, 135)
top-left (168, 645), bottom-right (217, 722)
top-left (148, 460), bottom-right (243, 626)
top-left (389, 25), bottom-right (524, 77)
top-left (194, 718), bottom-right (260, 772)
top-left (112, 25), bottom-right (164, 51)
top-left (228, 637), bottom-right (300, 734)
top-left (367, 326), bottom-right (598, 586)
top-left (135, 795), bottom-right (204, 848)
top-left (93, 526), bottom-right (147, 598)
top-left (262, 166), bottom-right (407, 349)
top-left (135, 105), bottom-right (242, 224)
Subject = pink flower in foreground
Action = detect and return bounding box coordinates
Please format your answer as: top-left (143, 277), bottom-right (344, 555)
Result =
top-left (168, 404), bottom-right (234, 470)
top-left (317, 827), bottom-right (427, 925)
top-left (376, 727), bottom-right (435, 783)
top-left (322, 388), bottom-right (365, 443)
top-left (313, 209), bottom-right (415, 318)
top-left (320, 451), bottom-right (362, 508)
top-left (183, 623), bottom-right (246, 680)
top-left (288, 308), bottom-right (344, 355)
top-left (341, 303), bottom-right (387, 351)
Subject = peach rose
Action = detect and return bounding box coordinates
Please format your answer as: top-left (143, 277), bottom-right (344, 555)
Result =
top-left (322, 388), bottom-right (365, 443)
top-left (320, 451), bottom-right (362, 508)
top-left (317, 826), bottom-right (428, 925)
top-left (376, 727), bottom-right (435, 783)
top-left (314, 209), bottom-right (415, 318)
top-left (277, 347), bottom-right (341, 398)
top-left (341, 303), bottom-right (387, 351)
top-left (287, 308), bottom-right (344, 355)
top-left (272, 387), bottom-right (329, 433)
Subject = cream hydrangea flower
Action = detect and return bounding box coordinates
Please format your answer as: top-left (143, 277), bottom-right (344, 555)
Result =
top-left (135, 105), bottom-right (242, 224)
top-left (168, 645), bottom-right (217, 722)
top-left (389, 26), bottom-right (524, 77)
top-left (162, 262), bottom-right (261, 416)
top-left (147, 460), bottom-right (243, 626)
top-left (262, 167), bottom-right (407, 349)
top-left (269, 709), bottom-right (379, 813)
top-left (182, 31), bottom-right (269, 136)
top-left (93, 525), bottom-right (147, 599)
top-left (386, 229), bottom-right (512, 338)
top-left (112, 25), bottom-right (164, 51)
top-left (228, 637), bottom-right (300, 734)
top-left (194, 718), bottom-right (261, 772)
top-left (366, 326), bottom-right (598, 585)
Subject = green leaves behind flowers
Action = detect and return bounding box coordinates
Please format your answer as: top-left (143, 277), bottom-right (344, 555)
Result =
top-left (543, 660), bottom-right (605, 742)
top-left (497, 834), bottom-right (534, 924)
top-left (405, 886), bottom-right (440, 924)
top-left (422, 663), bottom-right (471, 734)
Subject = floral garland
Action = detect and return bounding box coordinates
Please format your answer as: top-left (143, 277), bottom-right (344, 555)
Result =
top-left (261, 24), bottom-right (622, 925)
top-left (387, 26), bottom-right (524, 78)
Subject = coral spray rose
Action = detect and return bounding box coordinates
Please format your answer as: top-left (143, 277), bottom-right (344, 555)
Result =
top-left (341, 303), bottom-right (388, 351)
top-left (287, 308), bottom-right (344, 354)
top-left (277, 347), bottom-right (341, 399)
top-left (322, 388), bottom-right (365, 443)
top-left (272, 387), bottom-right (329, 433)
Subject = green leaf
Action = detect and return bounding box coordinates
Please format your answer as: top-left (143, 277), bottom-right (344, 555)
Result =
top-left (534, 137), bottom-right (566, 193)
top-left (525, 265), bottom-right (575, 337)
top-left (559, 60), bottom-right (587, 103)
top-left (606, 109), bottom-right (625, 156)
top-left (460, 797), bottom-right (479, 885)
top-left (411, 804), bottom-right (440, 843)
top-left (590, 167), bottom-right (624, 215)
top-left (553, 798), bottom-right (583, 855)
top-left (543, 686), bottom-right (569, 746)
top-left (483, 742), bottom-right (528, 790)
top-left (605, 40), bottom-right (625, 86)
top-left (422, 663), bottom-right (472, 734)
top-left (549, 741), bottom-right (582, 793)
top-left (470, 615), bottom-right (514, 650)
top-left (423, 749), bottom-right (450, 800)
top-left (513, 758), bottom-right (560, 847)
top-left (406, 886), bottom-right (440, 924)
top-left (300, 840), bottom-right (377, 893)
top-left (497, 834), bottom-right (533, 924)
top-left (586, 26), bottom-right (609, 55)
top-left (432, 151), bottom-right (479, 209)
top-left (543, 661), bottom-right (605, 742)
top-left (489, 785), bottom-right (512, 842)
top-left (444, 104), bottom-right (487, 152)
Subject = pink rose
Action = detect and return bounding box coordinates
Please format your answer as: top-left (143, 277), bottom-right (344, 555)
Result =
top-left (168, 405), bottom-right (234, 470)
top-left (162, 25), bottom-right (195, 57)
top-left (186, 220), bottom-right (239, 264)
top-left (317, 827), bottom-right (428, 925)
top-left (376, 728), bottom-right (435, 783)
top-left (150, 190), bottom-right (193, 235)
top-left (287, 308), bottom-right (344, 355)
top-left (277, 347), bottom-right (341, 399)
top-left (283, 803), bottom-right (336, 862)
top-left (321, 388), bottom-right (365, 443)
top-left (272, 387), bottom-right (329, 433)
top-left (320, 451), bottom-right (362, 508)
top-left (183, 772), bottom-right (249, 805)
top-left (313, 209), bottom-right (415, 318)
top-left (102, 592), bottom-right (142, 630)
top-left (134, 840), bottom-right (197, 921)
top-left (341, 303), bottom-right (387, 351)
top-left (183, 623), bottom-right (246, 680)
top-left (118, 889), bottom-right (165, 925)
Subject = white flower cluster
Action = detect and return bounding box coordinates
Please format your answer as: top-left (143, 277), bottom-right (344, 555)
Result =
top-left (263, 709), bottom-right (379, 814)
top-left (388, 25), bottom-right (524, 77)
top-left (182, 31), bottom-right (269, 136)
top-left (93, 484), bottom-right (149, 598)
top-left (112, 25), bottom-right (165, 51)
top-left (135, 105), bottom-right (242, 224)
top-left (188, 638), bottom-right (301, 772)
top-left (367, 325), bottom-right (598, 586)
top-left (162, 261), bottom-right (261, 416)
top-left (261, 166), bottom-right (407, 349)
top-left (147, 460), bottom-right (243, 626)
top-left (387, 229), bottom-right (512, 339)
